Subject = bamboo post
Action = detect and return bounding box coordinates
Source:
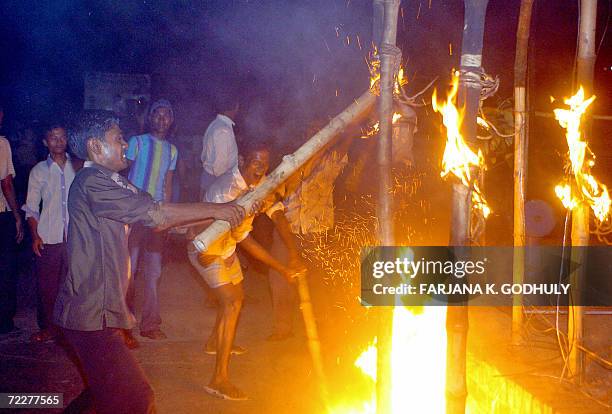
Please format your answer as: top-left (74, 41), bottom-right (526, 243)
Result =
top-left (446, 2), bottom-right (489, 413)
top-left (192, 89), bottom-right (376, 252)
top-left (377, 0), bottom-right (400, 246)
top-left (295, 272), bottom-right (329, 407)
top-left (568, 0), bottom-right (597, 384)
top-left (511, 0), bottom-right (535, 346)
top-left (375, 2), bottom-right (400, 413)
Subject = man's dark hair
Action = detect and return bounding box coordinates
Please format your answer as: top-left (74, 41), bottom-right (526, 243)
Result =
top-left (238, 137), bottom-right (271, 159)
top-left (213, 91), bottom-right (239, 114)
top-left (69, 112), bottom-right (119, 160)
top-left (42, 122), bottom-right (67, 140)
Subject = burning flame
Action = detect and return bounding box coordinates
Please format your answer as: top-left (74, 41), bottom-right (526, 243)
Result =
top-left (368, 48), bottom-right (407, 97)
top-left (361, 113), bottom-right (403, 139)
top-left (432, 72), bottom-right (490, 218)
top-left (335, 307), bottom-right (448, 413)
top-left (553, 87), bottom-right (610, 222)
top-left (394, 67), bottom-right (407, 95)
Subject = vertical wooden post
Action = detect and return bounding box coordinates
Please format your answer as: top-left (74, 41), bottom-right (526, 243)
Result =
top-left (511, 0), bottom-right (535, 346)
top-left (568, 0), bottom-right (597, 384)
top-left (447, 2), bottom-right (489, 413)
top-left (375, 1), bottom-right (400, 413)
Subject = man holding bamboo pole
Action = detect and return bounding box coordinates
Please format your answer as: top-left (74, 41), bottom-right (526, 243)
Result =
top-left (187, 139), bottom-right (303, 401)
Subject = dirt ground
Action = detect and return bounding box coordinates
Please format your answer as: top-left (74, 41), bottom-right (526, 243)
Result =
top-left (1, 241), bottom-right (609, 414)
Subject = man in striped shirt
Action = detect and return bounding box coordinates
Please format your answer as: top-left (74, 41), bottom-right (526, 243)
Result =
top-left (126, 99), bottom-right (178, 340)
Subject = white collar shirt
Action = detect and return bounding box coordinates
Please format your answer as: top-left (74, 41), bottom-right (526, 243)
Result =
top-left (22, 154), bottom-right (76, 244)
top-left (201, 114), bottom-right (238, 176)
top-left (203, 166), bottom-right (283, 258)
top-left (0, 137), bottom-right (16, 212)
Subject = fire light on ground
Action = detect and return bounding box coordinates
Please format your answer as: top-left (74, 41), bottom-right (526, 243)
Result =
top-left (332, 307), bottom-right (447, 414)
top-left (432, 72), bottom-right (490, 218)
top-left (553, 87), bottom-right (611, 222)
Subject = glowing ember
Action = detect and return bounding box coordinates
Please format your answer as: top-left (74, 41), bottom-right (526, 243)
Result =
top-left (476, 116), bottom-right (489, 130)
top-left (432, 72), bottom-right (490, 217)
top-left (368, 48), bottom-right (407, 97)
top-left (555, 183), bottom-right (576, 210)
top-left (361, 113), bottom-right (403, 139)
top-left (394, 67), bottom-right (407, 95)
top-left (368, 48), bottom-right (381, 90)
top-left (553, 87), bottom-right (610, 222)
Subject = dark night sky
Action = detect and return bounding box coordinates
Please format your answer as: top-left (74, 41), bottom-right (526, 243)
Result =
top-left (0, 0), bottom-right (609, 137)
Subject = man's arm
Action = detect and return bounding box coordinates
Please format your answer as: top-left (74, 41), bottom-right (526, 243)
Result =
top-left (1, 175), bottom-right (23, 243)
top-left (86, 169), bottom-right (244, 229)
top-left (156, 202), bottom-right (244, 230)
top-left (239, 234), bottom-right (297, 281)
top-left (23, 167), bottom-right (43, 255)
top-left (27, 217), bottom-right (43, 256)
top-left (270, 210), bottom-right (305, 270)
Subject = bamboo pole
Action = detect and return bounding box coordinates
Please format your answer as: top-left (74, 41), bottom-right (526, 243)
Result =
top-left (446, 2), bottom-right (489, 413)
top-left (511, 0), bottom-right (535, 346)
top-left (295, 272), bottom-right (329, 406)
top-left (375, 2), bottom-right (400, 413)
top-left (192, 89), bottom-right (376, 252)
top-left (568, 0), bottom-right (597, 384)
top-left (377, 0), bottom-right (400, 246)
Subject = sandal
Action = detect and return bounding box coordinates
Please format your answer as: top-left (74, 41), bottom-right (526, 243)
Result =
top-left (204, 344), bottom-right (247, 355)
top-left (30, 330), bottom-right (56, 343)
top-left (204, 382), bottom-right (248, 401)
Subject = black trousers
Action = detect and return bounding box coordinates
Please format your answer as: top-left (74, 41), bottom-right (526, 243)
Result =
top-left (62, 327), bottom-right (156, 414)
top-left (0, 211), bottom-right (17, 332)
top-left (35, 243), bottom-right (68, 332)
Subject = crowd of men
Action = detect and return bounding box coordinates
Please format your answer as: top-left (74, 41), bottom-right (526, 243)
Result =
top-left (0, 96), bottom-right (351, 412)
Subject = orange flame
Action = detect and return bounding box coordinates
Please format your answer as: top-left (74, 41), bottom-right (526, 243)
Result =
top-left (554, 87), bottom-right (610, 222)
top-left (361, 113), bottom-right (403, 139)
top-left (333, 307), bottom-right (447, 414)
top-left (432, 72), bottom-right (490, 218)
top-left (368, 48), bottom-right (407, 97)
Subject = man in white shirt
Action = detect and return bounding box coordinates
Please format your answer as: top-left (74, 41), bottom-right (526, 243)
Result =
top-left (188, 140), bottom-right (302, 401)
top-left (0, 105), bottom-right (24, 334)
top-left (22, 124), bottom-right (75, 342)
top-left (200, 95), bottom-right (239, 199)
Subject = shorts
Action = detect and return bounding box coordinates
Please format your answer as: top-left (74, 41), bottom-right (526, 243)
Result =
top-left (188, 249), bottom-right (243, 289)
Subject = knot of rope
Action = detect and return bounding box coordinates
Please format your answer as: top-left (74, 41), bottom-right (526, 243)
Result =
top-left (458, 67), bottom-right (499, 102)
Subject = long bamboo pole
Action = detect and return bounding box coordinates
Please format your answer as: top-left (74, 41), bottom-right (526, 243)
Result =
top-left (446, 2), bottom-right (489, 413)
top-left (375, 2), bottom-right (400, 413)
top-left (377, 0), bottom-right (400, 246)
top-left (511, 0), bottom-right (535, 346)
top-left (295, 272), bottom-right (328, 407)
top-left (568, 0), bottom-right (597, 384)
top-left (192, 89), bottom-right (376, 252)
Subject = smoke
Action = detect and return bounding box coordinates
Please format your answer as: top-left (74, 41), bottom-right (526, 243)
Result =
top-left (0, 0), bottom-right (373, 141)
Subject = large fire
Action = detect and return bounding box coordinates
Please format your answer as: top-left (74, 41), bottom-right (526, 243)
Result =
top-left (333, 307), bottom-right (447, 414)
top-left (553, 87), bottom-right (610, 222)
top-left (432, 72), bottom-right (490, 218)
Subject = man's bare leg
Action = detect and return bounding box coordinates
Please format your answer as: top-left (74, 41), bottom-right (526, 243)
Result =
top-left (207, 282), bottom-right (244, 399)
